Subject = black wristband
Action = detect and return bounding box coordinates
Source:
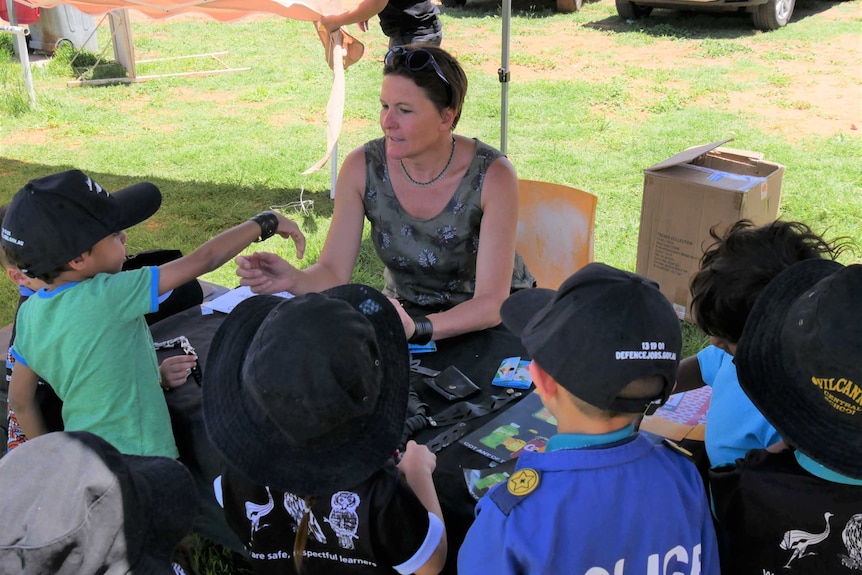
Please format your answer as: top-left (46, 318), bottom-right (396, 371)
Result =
top-left (250, 211), bottom-right (279, 242)
top-left (409, 315), bottom-right (433, 345)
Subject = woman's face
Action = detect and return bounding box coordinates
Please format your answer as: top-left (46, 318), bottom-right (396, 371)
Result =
top-left (379, 74), bottom-right (452, 160)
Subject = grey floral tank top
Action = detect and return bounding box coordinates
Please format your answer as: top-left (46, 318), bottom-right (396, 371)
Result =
top-left (363, 137), bottom-right (534, 311)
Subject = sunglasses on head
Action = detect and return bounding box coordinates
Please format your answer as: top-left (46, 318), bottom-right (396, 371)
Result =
top-left (384, 46), bottom-right (453, 107)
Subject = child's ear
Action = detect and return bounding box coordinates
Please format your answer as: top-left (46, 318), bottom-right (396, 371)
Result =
top-left (67, 254), bottom-right (88, 271)
top-left (5, 267), bottom-right (28, 286)
top-left (529, 361), bottom-right (559, 401)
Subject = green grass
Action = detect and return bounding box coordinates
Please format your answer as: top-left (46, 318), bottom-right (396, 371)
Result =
top-left (0, 5), bottom-right (860, 571)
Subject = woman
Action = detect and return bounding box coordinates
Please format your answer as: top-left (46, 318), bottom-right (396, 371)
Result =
top-left (237, 45), bottom-right (533, 343)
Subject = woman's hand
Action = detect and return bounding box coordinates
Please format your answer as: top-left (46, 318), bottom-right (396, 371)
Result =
top-left (159, 354), bottom-right (199, 389)
top-left (236, 252), bottom-right (297, 294)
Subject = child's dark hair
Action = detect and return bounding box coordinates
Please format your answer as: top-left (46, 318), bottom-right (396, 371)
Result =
top-left (293, 495), bottom-right (317, 572)
top-left (690, 219), bottom-right (849, 343)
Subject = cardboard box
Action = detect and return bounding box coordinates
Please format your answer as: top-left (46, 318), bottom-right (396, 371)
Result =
top-left (636, 140), bottom-right (784, 321)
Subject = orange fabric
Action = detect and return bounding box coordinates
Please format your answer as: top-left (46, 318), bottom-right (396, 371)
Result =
top-left (14, 0), bottom-right (327, 22)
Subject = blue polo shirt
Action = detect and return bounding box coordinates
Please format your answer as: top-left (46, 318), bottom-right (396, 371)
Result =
top-left (459, 431), bottom-right (720, 574)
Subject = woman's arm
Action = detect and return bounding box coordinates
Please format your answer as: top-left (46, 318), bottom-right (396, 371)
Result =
top-left (237, 147), bottom-right (369, 295)
top-left (400, 155), bottom-right (520, 341)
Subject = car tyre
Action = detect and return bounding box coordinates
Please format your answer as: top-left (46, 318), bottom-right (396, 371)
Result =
top-left (616, 0), bottom-right (653, 20)
top-left (752, 0), bottom-right (794, 30)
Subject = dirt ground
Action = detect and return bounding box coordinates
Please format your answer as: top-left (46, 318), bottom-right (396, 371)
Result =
top-left (129, 2), bottom-right (860, 142)
top-left (126, 3), bottom-right (860, 140)
top-left (446, 0), bottom-right (861, 140)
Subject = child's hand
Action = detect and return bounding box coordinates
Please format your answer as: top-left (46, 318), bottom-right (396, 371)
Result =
top-left (397, 440), bottom-right (437, 477)
top-left (274, 213), bottom-right (306, 260)
top-left (159, 354), bottom-right (198, 389)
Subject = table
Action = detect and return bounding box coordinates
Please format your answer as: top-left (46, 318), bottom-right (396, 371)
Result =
top-left (150, 300), bottom-right (530, 573)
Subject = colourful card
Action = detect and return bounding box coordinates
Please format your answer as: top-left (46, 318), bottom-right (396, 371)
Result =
top-left (492, 357), bottom-right (533, 389)
top-left (460, 391), bottom-right (555, 464)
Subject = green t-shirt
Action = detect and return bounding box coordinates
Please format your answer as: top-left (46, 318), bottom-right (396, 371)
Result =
top-left (12, 267), bottom-right (178, 458)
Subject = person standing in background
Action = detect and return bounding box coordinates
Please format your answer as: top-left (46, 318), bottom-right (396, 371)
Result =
top-left (321, 0), bottom-right (443, 48)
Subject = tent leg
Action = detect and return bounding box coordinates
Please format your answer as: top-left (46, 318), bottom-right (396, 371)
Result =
top-left (497, 0), bottom-right (512, 154)
top-left (500, 0), bottom-right (511, 154)
top-left (3, 1), bottom-right (36, 106)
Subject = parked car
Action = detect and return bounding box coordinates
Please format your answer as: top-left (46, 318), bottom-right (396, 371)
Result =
top-left (615, 0), bottom-right (795, 30)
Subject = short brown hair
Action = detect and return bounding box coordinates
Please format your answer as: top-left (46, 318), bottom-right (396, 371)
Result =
top-left (383, 44), bottom-right (468, 129)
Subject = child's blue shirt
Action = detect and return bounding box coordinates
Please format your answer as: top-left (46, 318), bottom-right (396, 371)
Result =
top-left (698, 345), bottom-right (781, 468)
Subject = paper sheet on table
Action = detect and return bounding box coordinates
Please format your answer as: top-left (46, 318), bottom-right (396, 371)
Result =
top-left (201, 285), bottom-right (294, 314)
top-left (639, 387), bottom-right (710, 442)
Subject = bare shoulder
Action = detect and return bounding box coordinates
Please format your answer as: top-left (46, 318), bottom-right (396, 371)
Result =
top-left (342, 144), bottom-right (368, 171)
top-left (480, 151), bottom-right (518, 206)
top-left (335, 145), bottom-right (370, 199)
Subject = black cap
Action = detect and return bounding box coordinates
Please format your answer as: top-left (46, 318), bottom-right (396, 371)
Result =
top-left (501, 263), bottom-right (682, 413)
top-left (1, 170), bottom-right (161, 277)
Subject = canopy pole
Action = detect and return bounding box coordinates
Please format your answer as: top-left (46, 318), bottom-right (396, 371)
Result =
top-left (499, 0), bottom-right (511, 154)
top-left (3, 1), bottom-right (36, 106)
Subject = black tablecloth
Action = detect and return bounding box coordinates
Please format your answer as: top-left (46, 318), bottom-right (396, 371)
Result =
top-left (150, 304), bottom-right (530, 573)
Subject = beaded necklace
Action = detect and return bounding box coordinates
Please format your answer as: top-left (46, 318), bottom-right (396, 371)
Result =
top-left (400, 135), bottom-right (457, 187)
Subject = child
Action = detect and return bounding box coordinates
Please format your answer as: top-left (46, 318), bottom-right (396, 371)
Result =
top-left (675, 219), bottom-right (845, 468)
top-left (709, 259), bottom-right (862, 573)
top-left (0, 209), bottom-right (62, 451)
top-left (1, 205), bottom-right (202, 452)
top-left (202, 284), bottom-right (447, 574)
top-left (458, 263), bottom-right (720, 574)
top-left (0, 430), bottom-right (198, 574)
top-left (2, 169), bottom-right (304, 458)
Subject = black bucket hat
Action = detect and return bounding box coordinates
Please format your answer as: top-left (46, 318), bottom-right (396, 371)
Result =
top-left (1, 170), bottom-right (161, 277)
top-left (501, 262), bottom-right (681, 413)
top-left (736, 259), bottom-right (862, 479)
top-left (203, 284), bottom-right (410, 496)
top-left (0, 431), bottom-right (197, 574)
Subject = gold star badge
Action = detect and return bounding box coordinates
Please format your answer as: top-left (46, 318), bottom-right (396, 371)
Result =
top-left (507, 468), bottom-right (540, 496)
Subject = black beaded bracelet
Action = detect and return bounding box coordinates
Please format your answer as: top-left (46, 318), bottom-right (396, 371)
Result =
top-left (250, 211), bottom-right (279, 242)
top-left (409, 315), bottom-right (433, 345)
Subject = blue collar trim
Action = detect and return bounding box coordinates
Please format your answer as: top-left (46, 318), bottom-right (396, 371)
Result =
top-left (546, 424), bottom-right (635, 452)
top-left (37, 282), bottom-right (79, 298)
top-left (795, 451), bottom-right (862, 485)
